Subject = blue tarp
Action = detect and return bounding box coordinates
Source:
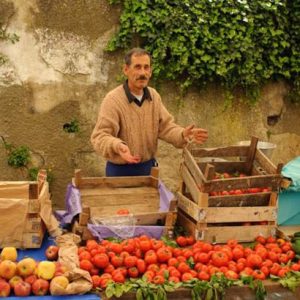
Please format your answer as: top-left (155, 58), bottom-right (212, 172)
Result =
top-left (278, 157), bottom-right (300, 225)
top-left (281, 156), bottom-right (300, 192)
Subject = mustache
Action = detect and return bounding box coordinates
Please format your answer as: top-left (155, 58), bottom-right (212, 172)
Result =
top-left (137, 75), bottom-right (148, 80)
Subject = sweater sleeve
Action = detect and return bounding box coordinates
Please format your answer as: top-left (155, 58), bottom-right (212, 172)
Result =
top-left (90, 96), bottom-right (125, 162)
top-left (157, 96), bottom-right (187, 148)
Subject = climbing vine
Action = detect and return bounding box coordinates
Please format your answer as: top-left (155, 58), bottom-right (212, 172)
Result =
top-left (0, 136), bottom-right (54, 185)
top-left (107, 0), bottom-right (300, 103)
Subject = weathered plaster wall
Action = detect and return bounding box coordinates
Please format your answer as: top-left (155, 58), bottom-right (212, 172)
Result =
top-left (1, 0), bottom-right (300, 209)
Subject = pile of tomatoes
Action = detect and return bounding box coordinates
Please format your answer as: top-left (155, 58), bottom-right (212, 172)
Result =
top-left (77, 235), bottom-right (300, 290)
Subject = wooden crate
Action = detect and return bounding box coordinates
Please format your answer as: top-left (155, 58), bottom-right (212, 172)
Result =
top-left (177, 137), bottom-right (282, 243)
top-left (72, 168), bottom-right (177, 240)
top-left (182, 136), bottom-right (283, 194)
top-left (0, 170), bottom-right (48, 248)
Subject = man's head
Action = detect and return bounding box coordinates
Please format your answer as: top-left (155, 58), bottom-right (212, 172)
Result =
top-left (123, 48), bottom-right (152, 95)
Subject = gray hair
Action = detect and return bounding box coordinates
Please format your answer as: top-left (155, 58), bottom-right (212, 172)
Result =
top-left (124, 48), bottom-right (151, 65)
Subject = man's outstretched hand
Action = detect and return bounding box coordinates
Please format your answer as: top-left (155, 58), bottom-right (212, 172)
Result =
top-left (118, 143), bottom-right (141, 163)
top-left (183, 125), bottom-right (208, 144)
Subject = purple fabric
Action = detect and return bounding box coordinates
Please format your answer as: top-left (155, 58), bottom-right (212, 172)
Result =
top-left (59, 184), bottom-right (82, 224)
top-left (158, 180), bottom-right (174, 212)
top-left (88, 224), bottom-right (165, 240)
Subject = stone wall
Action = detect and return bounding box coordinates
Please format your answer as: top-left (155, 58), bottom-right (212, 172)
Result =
top-left (1, 0), bottom-right (300, 209)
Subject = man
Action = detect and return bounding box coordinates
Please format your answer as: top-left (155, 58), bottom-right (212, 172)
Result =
top-left (91, 48), bottom-right (208, 176)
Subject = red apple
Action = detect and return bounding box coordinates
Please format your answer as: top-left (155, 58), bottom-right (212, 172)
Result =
top-left (14, 281), bottom-right (31, 297)
top-left (32, 278), bottom-right (49, 296)
top-left (45, 245), bottom-right (59, 261)
top-left (0, 280), bottom-right (11, 297)
top-left (8, 275), bottom-right (23, 289)
top-left (24, 274), bottom-right (38, 285)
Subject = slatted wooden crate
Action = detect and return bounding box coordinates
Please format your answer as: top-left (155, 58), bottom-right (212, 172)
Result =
top-left (0, 170), bottom-right (48, 248)
top-left (177, 137), bottom-right (283, 243)
top-left (72, 168), bottom-right (177, 240)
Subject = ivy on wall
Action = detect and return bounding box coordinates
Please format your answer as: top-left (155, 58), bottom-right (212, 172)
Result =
top-left (107, 0), bottom-right (300, 102)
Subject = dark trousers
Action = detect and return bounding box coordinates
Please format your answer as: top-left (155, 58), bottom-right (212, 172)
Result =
top-left (106, 159), bottom-right (157, 177)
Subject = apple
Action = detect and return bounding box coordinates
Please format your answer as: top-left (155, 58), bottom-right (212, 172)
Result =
top-left (14, 281), bottom-right (31, 297)
top-left (24, 274), bottom-right (38, 285)
top-left (0, 247), bottom-right (18, 262)
top-left (45, 245), bottom-right (59, 261)
top-left (8, 275), bottom-right (23, 289)
top-left (0, 279), bottom-right (11, 297)
top-left (0, 260), bottom-right (17, 279)
top-left (32, 278), bottom-right (49, 296)
top-left (17, 257), bottom-right (36, 277)
top-left (54, 262), bottom-right (67, 276)
top-left (50, 275), bottom-right (69, 295)
top-left (37, 261), bottom-right (56, 280)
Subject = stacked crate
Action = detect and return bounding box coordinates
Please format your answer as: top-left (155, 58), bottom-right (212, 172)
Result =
top-left (72, 168), bottom-right (177, 241)
top-left (177, 137), bottom-right (283, 243)
top-left (0, 170), bottom-right (49, 248)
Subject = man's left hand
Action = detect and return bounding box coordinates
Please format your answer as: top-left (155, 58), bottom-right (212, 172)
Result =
top-left (183, 124), bottom-right (208, 144)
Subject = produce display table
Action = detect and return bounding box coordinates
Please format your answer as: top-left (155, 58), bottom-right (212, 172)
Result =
top-left (8, 235), bottom-right (100, 300)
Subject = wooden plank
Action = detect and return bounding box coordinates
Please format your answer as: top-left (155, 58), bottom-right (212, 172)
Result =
top-left (202, 207), bottom-right (277, 223)
top-left (182, 148), bottom-right (205, 186)
top-left (198, 161), bottom-right (247, 175)
top-left (80, 186), bottom-right (158, 196)
top-left (150, 167), bottom-right (159, 179)
top-left (180, 163), bottom-right (203, 205)
top-left (190, 145), bottom-right (249, 158)
top-left (81, 193), bottom-right (160, 208)
top-left (207, 193), bottom-right (271, 207)
top-left (74, 169), bottom-right (82, 188)
top-left (79, 212), bottom-right (89, 226)
top-left (255, 149), bottom-right (280, 174)
top-left (177, 192), bottom-right (201, 221)
top-left (74, 176), bottom-right (153, 189)
top-left (29, 183), bottom-right (39, 199)
top-left (178, 192), bottom-right (277, 223)
top-left (245, 136), bottom-right (258, 174)
top-left (202, 174), bottom-right (282, 193)
top-left (198, 225), bottom-right (276, 243)
top-left (204, 163), bottom-right (215, 180)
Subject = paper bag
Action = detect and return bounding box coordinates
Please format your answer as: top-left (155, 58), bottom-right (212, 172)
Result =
top-left (51, 233), bottom-right (92, 295)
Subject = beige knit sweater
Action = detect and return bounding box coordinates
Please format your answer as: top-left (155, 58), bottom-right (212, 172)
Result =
top-left (91, 84), bottom-right (186, 164)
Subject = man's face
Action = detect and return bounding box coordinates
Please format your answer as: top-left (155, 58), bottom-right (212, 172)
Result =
top-left (123, 54), bottom-right (152, 93)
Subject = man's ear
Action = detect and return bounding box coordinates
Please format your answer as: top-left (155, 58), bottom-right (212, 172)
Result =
top-left (123, 64), bottom-right (128, 76)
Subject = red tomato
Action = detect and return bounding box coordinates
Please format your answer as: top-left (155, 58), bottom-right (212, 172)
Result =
top-left (169, 276), bottom-right (180, 283)
top-left (177, 262), bottom-right (190, 273)
top-left (181, 272), bottom-right (193, 282)
top-left (211, 251), bottom-right (229, 267)
top-left (139, 240), bottom-right (152, 252)
top-left (94, 253), bottom-right (109, 269)
top-left (91, 275), bottom-right (101, 288)
top-left (252, 270), bottom-right (266, 280)
top-left (128, 267), bottom-right (139, 278)
top-left (136, 259), bottom-right (146, 274)
top-left (144, 251), bottom-right (158, 265)
top-left (79, 259), bottom-right (93, 271)
top-left (152, 275), bottom-right (165, 284)
top-left (198, 270), bottom-right (210, 281)
top-left (157, 247), bottom-right (173, 263)
top-left (246, 254), bottom-right (263, 269)
top-left (225, 270), bottom-right (239, 280)
top-left (186, 235), bottom-right (196, 245)
top-left (195, 252), bottom-right (210, 264)
top-left (116, 209), bottom-right (130, 215)
top-left (111, 256), bottom-right (124, 268)
top-left (176, 236), bottom-right (187, 247)
top-left (112, 271), bottom-right (125, 283)
top-left (124, 256), bottom-right (137, 268)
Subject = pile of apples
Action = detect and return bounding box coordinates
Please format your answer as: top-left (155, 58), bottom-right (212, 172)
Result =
top-left (0, 245), bottom-right (67, 297)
